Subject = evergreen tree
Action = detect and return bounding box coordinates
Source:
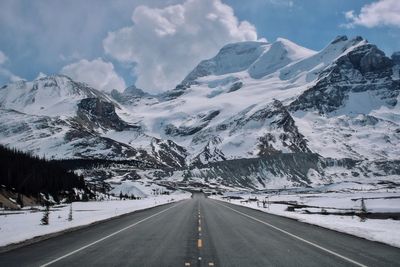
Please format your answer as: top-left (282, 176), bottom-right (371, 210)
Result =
top-left (41, 205), bottom-right (50, 225)
top-left (360, 198), bottom-right (367, 222)
top-left (68, 204), bottom-right (73, 221)
top-left (361, 198), bottom-right (367, 213)
top-left (16, 193), bottom-right (24, 208)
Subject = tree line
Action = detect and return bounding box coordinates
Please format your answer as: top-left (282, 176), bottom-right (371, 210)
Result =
top-left (0, 145), bottom-right (87, 201)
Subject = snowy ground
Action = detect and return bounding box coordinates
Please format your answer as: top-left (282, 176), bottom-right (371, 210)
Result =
top-left (211, 189), bottom-right (400, 248)
top-left (0, 191), bottom-right (190, 247)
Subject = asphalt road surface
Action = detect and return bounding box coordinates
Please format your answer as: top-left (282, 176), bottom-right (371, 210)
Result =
top-left (1, 193), bottom-right (399, 267)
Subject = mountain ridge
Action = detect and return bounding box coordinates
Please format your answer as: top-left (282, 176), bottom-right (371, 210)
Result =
top-left (1, 35), bottom-right (399, 189)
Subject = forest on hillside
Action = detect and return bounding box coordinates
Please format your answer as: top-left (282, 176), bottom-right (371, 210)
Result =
top-left (0, 145), bottom-right (87, 199)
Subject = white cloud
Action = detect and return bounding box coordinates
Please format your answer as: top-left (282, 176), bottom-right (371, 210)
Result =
top-left (103, 0), bottom-right (258, 93)
top-left (0, 50), bottom-right (23, 84)
top-left (0, 50), bottom-right (8, 64)
top-left (0, 67), bottom-right (23, 83)
top-left (61, 58), bottom-right (126, 93)
top-left (344, 0), bottom-right (400, 28)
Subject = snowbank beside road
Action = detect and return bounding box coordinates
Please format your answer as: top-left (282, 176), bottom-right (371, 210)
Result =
top-left (0, 192), bottom-right (190, 248)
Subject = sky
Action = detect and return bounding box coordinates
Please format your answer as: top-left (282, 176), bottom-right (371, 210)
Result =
top-left (0, 0), bottom-right (399, 93)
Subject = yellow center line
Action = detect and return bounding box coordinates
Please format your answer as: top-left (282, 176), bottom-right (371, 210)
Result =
top-left (208, 263), bottom-right (215, 266)
top-left (198, 239), bottom-right (202, 248)
top-left (198, 226), bottom-right (201, 232)
top-left (184, 263), bottom-right (191, 266)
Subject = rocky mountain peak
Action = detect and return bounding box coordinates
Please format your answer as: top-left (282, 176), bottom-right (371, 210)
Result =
top-left (330, 35), bottom-right (364, 46)
top-left (110, 85), bottom-right (151, 104)
top-left (392, 51), bottom-right (400, 65)
top-left (76, 97), bottom-right (134, 132)
top-left (346, 44), bottom-right (393, 74)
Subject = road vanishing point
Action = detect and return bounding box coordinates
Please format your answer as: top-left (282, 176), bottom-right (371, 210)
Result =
top-left (1, 193), bottom-right (399, 267)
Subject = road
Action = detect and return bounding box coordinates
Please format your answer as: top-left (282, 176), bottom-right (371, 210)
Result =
top-left (1, 193), bottom-right (399, 267)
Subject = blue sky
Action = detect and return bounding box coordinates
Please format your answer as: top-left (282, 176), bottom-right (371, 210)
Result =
top-left (227, 0), bottom-right (400, 54)
top-left (0, 0), bottom-right (399, 92)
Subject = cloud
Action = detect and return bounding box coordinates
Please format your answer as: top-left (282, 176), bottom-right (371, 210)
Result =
top-left (0, 68), bottom-right (23, 83)
top-left (0, 50), bottom-right (8, 64)
top-left (103, 0), bottom-right (259, 93)
top-left (0, 50), bottom-right (23, 84)
top-left (344, 0), bottom-right (400, 28)
top-left (0, 0), bottom-right (181, 82)
top-left (61, 58), bottom-right (126, 93)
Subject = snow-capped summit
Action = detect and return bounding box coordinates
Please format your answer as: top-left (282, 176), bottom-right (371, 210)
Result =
top-left (279, 35), bottom-right (367, 82)
top-left (181, 41), bottom-right (269, 85)
top-left (181, 38), bottom-right (318, 85)
top-left (180, 36), bottom-right (370, 87)
top-left (248, 38), bottom-right (316, 79)
top-left (0, 74), bottom-right (109, 117)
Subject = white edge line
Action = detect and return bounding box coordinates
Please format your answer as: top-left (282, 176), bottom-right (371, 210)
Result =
top-left (40, 202), bottom-right (181, 267)
top-left (215, 201), bottom-right (368, 267)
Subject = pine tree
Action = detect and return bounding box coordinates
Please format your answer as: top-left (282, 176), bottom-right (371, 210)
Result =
top-left (41, 205), bottom-right (50, 225)
top-left (360, 198), bottom-right (367, 213)
top-left (68, 203), bottom-right (73, 221)
top-left (359, 198), bottom-right (367, 222)
top-left (16, 193), bottom-right (24, 208)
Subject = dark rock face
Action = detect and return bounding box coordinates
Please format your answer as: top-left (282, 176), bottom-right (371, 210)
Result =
top-left (330, 35), bottom-right (348, 44)
top-left (150, 138), bottom-right (188, 168)
top-left (289, 44), bottom-right (399, 114)
top-left (183, 153), bottom-right (400, 189)
top-left (77, 98), bottom-right (136, 131)
top-left (161, 87), bottom-right (187, 101)
top-left (227, 81), bottom-right (243, 93)
top-left (222, 100), bottom-right (310, 154)
top-left (165, 124), bottom-right (202, 136)
top-left (188, 153), bottom-right (324, 189)
top-left (191, 136), bottom-right (226, 166)
top-left (348, 44), bottom-right (393, 74)
top-left (188, 100), bottom-right (311, 164)
top-left (165, 110), bottom-right (220, 137)
top-left (391, 52), bottom-right (400, 65)
top-left (255, 100), bottom-right (310, 155)
top-left (110, 86), bottom-right (153, 105)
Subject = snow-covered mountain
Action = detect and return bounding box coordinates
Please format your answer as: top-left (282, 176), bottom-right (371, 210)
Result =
top-left (0, 75), bottom-right (185, 167)
top-left (1, 35), bottom-right (399, 189)
top-left (112, 35), bottom-right (399, 164)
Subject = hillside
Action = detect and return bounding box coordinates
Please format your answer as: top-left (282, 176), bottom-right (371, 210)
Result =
top-left (0, 145), bottom-right (88, 207)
